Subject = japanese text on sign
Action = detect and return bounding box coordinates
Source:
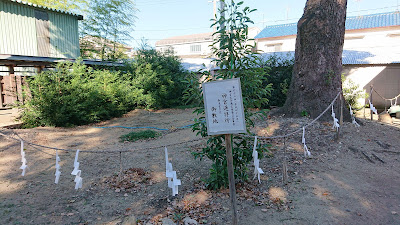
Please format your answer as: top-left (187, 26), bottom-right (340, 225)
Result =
top-left (202, 78), bottom-right (246, 135)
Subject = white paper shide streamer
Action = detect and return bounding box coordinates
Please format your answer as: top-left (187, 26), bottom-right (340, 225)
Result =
top-left (55, 150), bottom-right (61, 184)
top-left (331, 105), bottom-right (340, 131)
top-left (71, 150), bottom-right (82, 189)
top-left (369, 99), bottom-right (378, 115)
top-left (164, 147), bottom-right (181, 196)
top-left (349, 105), bottom-right (360, 127)
top-left (20, 141), bottom-right (28, 176)
top-left (302, 127), bottom-right (311, 157)
top-left (390, 97), bottom-right (398, 107)
top-left (252, 137), bottom-right (264, 183)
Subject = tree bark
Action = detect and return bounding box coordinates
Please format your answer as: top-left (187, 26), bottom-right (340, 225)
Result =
top-left (282, 0), bottom-right (349, 121)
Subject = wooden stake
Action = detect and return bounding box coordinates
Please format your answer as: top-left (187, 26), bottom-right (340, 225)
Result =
top-left (370, 85), bottom-right (373, 121)
top-left (0, 76), bottom-right (3, 108)
top-left (118, 151), bottom-right (123, 184)
top-left (282, 138), bottom-right (288, 184)
top-left (224, 134), bottom-right (238, 225)
top-left (336, 95), bottom-right (343, 141)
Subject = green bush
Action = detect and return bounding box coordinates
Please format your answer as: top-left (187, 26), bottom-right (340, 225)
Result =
top-left (124, 48), bottom-right (188, 109)
top-left (342, 74), bottom-right (368, 110)
top-left (19, 60), bottom-right (138, 127)
top-left (19, 47), bottom-right (188, 127)
top-left (261, 53), bottom-right (294, 108)
top-left (184, 0), bottom-right (272, 190)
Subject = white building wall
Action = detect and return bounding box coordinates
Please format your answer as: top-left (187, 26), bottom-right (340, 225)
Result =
top-left (343, 28), bottom-right (400, 59)
top-left (256, 36), bottom-right (296, 53)
top-left (343, 65), bottom-right (400, 109)
top-left (156, 28), bottom-right (260, 58)
top-left (156, 41), bottom-right (213, 57)
top-left (256, 27), bottom-right (400, 55)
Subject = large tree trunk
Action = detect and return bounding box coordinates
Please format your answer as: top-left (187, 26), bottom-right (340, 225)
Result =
top-left (282, 0), bottom-right (348, 121)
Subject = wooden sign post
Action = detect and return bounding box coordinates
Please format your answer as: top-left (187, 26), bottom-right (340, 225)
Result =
top-left (224, 133), bottom-right (238, 225)
top-left (202, 78), bottom-right (246, 225)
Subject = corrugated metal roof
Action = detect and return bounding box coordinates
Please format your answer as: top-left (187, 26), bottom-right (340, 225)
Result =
top-left (342, 50), bottom-right (400, 65)
top-left (256, 11), bottom-right (400, 39)
top-left (4, 0), bottom-right (83, 19)
top-left (259, 50), bottom-right (400, 65)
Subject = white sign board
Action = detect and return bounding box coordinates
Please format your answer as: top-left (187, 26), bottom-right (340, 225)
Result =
top-left (202, 78), bottom-right (246, 135)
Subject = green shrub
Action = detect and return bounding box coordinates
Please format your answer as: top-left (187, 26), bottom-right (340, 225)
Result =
top-left (261, 53), bottom-right (294, 108)
top-left (342, 74), bottom-right (368, 110)
top-left (19, 60), bottom-right (138, 127)
top-left (124, 48), bottom-right (188, 109)
top-left (184, 0), bottom-right (272, 190)
top-left (119, 130), bottom-right (161, 142)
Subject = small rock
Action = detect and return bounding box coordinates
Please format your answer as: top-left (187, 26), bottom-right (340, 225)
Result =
top-left (161, 218), bottom-right (176, 225)
top-left (122, 215), bottom-right (137, 225)
top-left (392, 211), bottom-right (398, 215)
top-left (183, 217), bottom-right (198, 225)
top-left (124, 193), bottom-right (129, 197)
top-left (261, 209), bottom-right (268, 212)
top-left (115, 188), bottom-right (121, 193)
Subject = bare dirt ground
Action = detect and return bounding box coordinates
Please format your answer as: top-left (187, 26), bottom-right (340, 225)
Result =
top-left (0, 108), bottom-right (399, 225)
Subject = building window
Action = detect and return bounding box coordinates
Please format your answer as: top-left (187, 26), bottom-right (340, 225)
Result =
top-left (190, 45), bottom-right (201, 53)
top-left (265, 43), bottom-right (282, 52)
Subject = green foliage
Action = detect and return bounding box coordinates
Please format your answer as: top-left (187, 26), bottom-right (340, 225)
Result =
top-left (20, 47), bottom-right (187, 127)
top-left (119, 130), bottom-right (161, 142)
top-left (81, 0), bottom-right (136, 60)
top-left (342, 74), bottom-right (368, 110)
top-left (124, 48), bottom-right (188, 109)
top-left (19, 60), bottom-right (138, 127)
top-left (301, 110), bottom-right (309, 117)
top-left (26, 0), bottom-right (88, 13)
top-left (184, 0), bottom-right (272, 190)
top-left (261, 54), bottom-right (294, 107)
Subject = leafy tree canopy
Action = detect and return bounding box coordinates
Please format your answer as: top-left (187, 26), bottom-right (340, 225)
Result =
top-left (26, 0), bottom-right (88, 13)
top-left (81, 0), bottom-right (136, 60)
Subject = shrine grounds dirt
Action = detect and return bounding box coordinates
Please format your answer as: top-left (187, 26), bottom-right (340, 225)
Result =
top-left (0, 108), bottom-right (399, 225)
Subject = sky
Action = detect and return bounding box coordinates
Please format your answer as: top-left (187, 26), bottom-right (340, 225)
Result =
top-left (130, 0), bottom-right (400, 49)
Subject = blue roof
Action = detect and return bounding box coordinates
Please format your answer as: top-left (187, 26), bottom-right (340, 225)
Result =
top-left (255, 11), bottom-right (400, 39)
top-left (179, 49), bottom-right (400, 71)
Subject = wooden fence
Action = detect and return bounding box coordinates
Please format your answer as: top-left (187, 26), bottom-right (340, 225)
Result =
top-left (0, 72), bottom-right (28, 108)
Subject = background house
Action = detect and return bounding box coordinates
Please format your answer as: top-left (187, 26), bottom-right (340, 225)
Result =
top-left (80, 35), bottom-right (135, 60)
top-left (155, 27), bottom-right (260, 59)
top-left (0, 0), bottom-right (83, 108)
top-left (255, 11), bottom-right (400, 108)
